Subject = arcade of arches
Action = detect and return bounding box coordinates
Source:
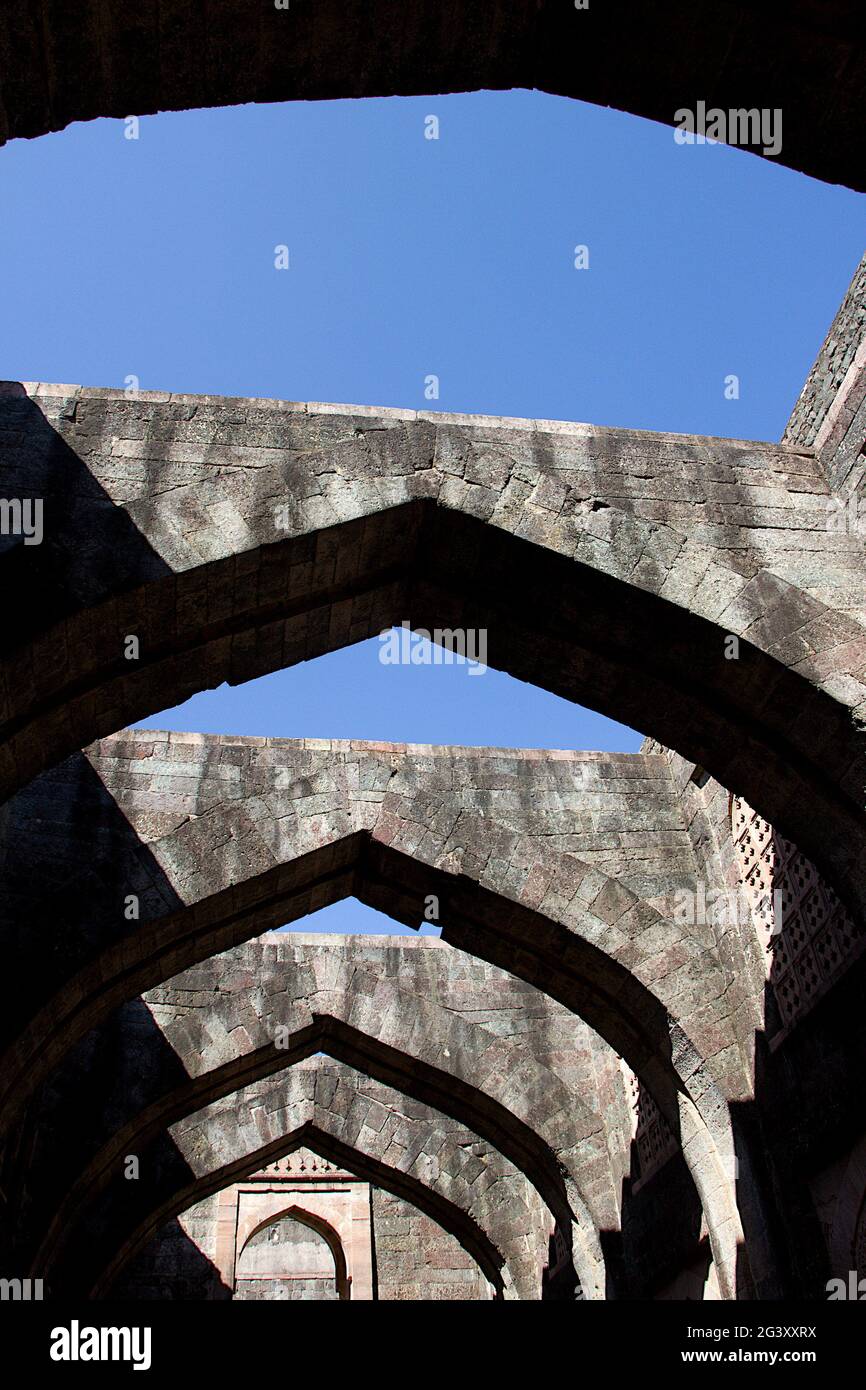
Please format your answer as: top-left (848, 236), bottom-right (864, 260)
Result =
top-left (0, 3), bottom-right (864, 1302)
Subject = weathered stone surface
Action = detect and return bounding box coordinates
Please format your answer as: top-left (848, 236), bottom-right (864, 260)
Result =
top-left (0, 734), bottom-right (696, 1074)
top-left (1, 387), bottom-right (863, 922)
top-left (28, 934), bottom-right (619, 1301)
top-left (9, 699), bottom-right (865, 1298)
top-left (785, 252), bottom-right (866, 507)
top-left (370, 1189), bottom-right (493, 1301)
top-left (0, 735), bottom-right (751, 1291)
top-left (79, 1059), bottom-right (551, 1300)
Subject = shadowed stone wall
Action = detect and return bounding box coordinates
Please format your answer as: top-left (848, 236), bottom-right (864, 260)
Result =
top-left (113, 1191), bottom-right (228, 1302)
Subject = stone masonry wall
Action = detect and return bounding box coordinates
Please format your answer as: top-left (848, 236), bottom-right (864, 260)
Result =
top-left (372, 1189), bottom-right (490, 1301)
top-left (117, 1183), bottom-right (490, 1301)
top-left (3, 384), bottom-right (863, 940)
top-left (783, 253), bottom-right (866, 506)
top-left (114, 1193), bottom-right (228, 1302)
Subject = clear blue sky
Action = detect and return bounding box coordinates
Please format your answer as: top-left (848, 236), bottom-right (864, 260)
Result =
top-left (2, 93), bottom-right (862, 931)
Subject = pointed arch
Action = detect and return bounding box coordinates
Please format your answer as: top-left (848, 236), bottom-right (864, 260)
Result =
top-left (32, 1000), bottom-right (603, 1289)
top-left (235, 1203), bottom-right (349, 1301)
top-left (98, 1123), bottom-right (504, 1301)
top-left (2, 390), bottom-right (864, 919)
top-left (39, 1045), bottom-right (577, 1300)
top-left (5, 771), bottom-right (749, 1292)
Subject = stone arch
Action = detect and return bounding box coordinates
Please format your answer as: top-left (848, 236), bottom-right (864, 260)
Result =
top-left (235, 1203), bottom-right (349, 1301)
top-left (5, 814), bottom-right (730, 1138)
top-left (1, 754), bottom-right (757, 1289)
top-left (2, 394), bottom-right (863, 920)
top-left (47, 1048), bottom-right (566, 1301)
top-left (98, 1123), bottom-right (505, 1301)
top-left (82, 1055), bottom-right (555, 1299)
top-left (0, 749), bottom-right (778, 1129)
top-left (1, 1), bottom-right (862, 1315)
top-left (30, 992), bottom-right (605, 1299)
top-left (0, 738), bottom-right (808, 1297)
top-left (0, 4), bottom-right (862, 189)
top-left (0, 761), bottom-right (767, 1289)
top-left (24, 893), bottom-right (744, 1303)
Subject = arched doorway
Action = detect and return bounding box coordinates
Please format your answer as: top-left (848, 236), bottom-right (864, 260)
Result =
top-left (233, 1197), bottom-right (349, 1301)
